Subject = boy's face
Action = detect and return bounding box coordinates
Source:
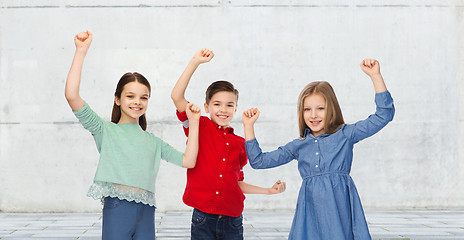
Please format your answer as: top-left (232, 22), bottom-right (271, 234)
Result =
top-left (204, 91), bottom-right (237, 127)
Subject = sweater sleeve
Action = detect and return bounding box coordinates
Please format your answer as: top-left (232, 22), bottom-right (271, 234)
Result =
top-left (158, 137), bottom-right (184, 167)
top-left (73, 102), bottom-right (105, 148)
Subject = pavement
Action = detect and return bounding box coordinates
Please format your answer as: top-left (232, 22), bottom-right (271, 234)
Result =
top-left (0, 209), bottom-right (463, 239)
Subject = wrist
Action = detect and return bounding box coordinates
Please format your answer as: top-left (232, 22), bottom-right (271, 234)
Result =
top-left (266, 188), bottom-right (273, 195)
top-left (189, 118), bottom-right (200, 123)
top-left (369, 73), bottom-right (382, 79)
top-left (189, 58), bottom-right (201, 66)
top-left (75, 48), bottom-right (88, 55)
top-left (188, 117), bottom-right (200, 123)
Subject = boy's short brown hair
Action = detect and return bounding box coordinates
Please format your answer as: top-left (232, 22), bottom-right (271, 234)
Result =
top-left (205, 80), bottom-right (239, 104)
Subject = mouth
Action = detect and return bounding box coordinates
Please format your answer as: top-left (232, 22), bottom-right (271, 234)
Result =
top-left (310, 120), bottom-right (322, 126)
top-left (217, 114), bottom-right (228, 120)
top-left (130, 107), bottom-right (142, 111)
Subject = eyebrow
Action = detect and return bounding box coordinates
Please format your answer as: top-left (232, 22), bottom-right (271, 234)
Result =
top-left (125, 92), bottom-right (149, 96)
top-left (212, 101), bottom-right (235, 104)
top-left (304, 105), bottom-right (325, 108)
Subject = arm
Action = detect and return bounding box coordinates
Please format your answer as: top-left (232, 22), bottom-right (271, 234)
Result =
top-left (242, 108), bottom-right (260, 141)
top-left (345, 59), bottom-right (394, 143)
top-left (243, 108), bottom-right (297, 169)
top-left (65, 31), bottom-right (93, 111)
top-left (360, 59), bottom-right (387, 93)
top-left (171, 48), bottom-right (214, 112)
top-left (182, 103), bottom-right (201, 168)
top-left (238, 180), bottom-right (286, 195)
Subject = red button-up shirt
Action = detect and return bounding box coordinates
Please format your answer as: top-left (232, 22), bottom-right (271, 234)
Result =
top-left (177, 110), bottom-right (247, 217)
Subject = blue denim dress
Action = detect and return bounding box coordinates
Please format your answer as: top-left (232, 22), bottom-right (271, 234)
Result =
top-left (245, 91), bottom-right (394, 240)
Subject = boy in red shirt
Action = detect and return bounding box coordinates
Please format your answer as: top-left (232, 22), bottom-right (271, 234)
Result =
top-left (171, 48), bottom-right (286, 240)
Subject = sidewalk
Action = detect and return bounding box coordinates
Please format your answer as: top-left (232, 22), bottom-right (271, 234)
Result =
top-left (0, 210), bottom-right (463, 239)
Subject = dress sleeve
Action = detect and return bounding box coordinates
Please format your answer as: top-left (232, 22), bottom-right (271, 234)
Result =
top-left (159, 137), bottom-right (184, 167)
top-left (244, 138), bottom-right (298, 169)
top-left (73, 102), bottom-right (104, 138)
top-left (342, 90), bottom-right (395, 144)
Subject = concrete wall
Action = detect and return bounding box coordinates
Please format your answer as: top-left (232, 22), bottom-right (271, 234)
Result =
top-left (1, 0), bottom-right (463, 212)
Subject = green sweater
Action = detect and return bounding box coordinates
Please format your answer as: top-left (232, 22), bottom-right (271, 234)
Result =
top-left (73, 102), bottom-right (184, 196)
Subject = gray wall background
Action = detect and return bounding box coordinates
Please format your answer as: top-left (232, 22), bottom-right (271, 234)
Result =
top-left (1, 0), bottom-right (463, 212)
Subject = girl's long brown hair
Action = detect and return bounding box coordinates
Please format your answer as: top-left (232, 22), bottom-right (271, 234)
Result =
top-left (111, 72), bottom-right (151, 131)
top-left (297, 81), bottom-right (344, 138)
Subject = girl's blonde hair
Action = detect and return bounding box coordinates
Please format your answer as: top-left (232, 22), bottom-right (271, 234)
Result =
top-left (297, 81), bottom-right (345, 138)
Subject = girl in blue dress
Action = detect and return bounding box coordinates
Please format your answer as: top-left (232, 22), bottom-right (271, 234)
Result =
top-left (242, 59), bottom-right (395, 240)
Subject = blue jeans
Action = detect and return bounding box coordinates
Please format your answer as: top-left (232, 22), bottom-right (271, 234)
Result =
top-left (191, 208), bottom-right (244, 240)
top-left (102, 197), bottom-right (156, 240)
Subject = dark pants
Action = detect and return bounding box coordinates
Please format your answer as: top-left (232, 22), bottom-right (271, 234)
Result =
top-left (191, 208), bottom-right (244, 240)
top-left (102, 197), bottom-right (156, 240)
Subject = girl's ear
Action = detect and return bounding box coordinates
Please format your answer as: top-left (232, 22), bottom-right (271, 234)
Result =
top-left (204, 103), bottom-right (209, 114)
top-left (115, 96), bottom-right (121, 106)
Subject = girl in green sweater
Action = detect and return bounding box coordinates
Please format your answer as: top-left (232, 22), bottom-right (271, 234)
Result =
top-left (65, 30), bottom-right (200, 240)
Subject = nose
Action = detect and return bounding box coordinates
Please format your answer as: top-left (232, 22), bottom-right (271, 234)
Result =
top-left (220, 105), bottom-right (226, 112)
top-left (311, 110), bottom-right (317, 118)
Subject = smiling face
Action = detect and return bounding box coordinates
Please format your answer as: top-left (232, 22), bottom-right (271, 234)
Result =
top-left (115, 81), bottom-right (150, 124)
top-left (204, 91), bottom-right (237, 127)
top-left (303, 93), bottom-right (327, 137)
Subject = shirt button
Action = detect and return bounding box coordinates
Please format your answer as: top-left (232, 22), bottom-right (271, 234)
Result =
top-left (316, 152), bottom-right (319, 155)
top-left (224, 132), bottom-right (226, 135)
top-left (315, 165), bottom-right (319, 168)
top-left (315, 140), bottom-right (318, 143)
top-left (219, 175), bottom-right (223, 177)
top-left (223, 158), bottom-right (226, 161)
top-left (216, 191), bottom-right (219, 194)
top-left (226, 143), bottom-right (229, 146)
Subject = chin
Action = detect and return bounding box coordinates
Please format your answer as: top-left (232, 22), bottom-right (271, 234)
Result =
top-left (217, 121), bottom-right (230, 127)
top-left (217, 122), bottom-right (229, 126)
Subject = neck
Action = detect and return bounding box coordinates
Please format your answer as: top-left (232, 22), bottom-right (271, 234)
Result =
top-left (118, 115), bottom-right (139, 124)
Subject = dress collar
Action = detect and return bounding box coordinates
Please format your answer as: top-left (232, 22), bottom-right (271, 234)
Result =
top-left (303, 128), bottom-right (329, 138)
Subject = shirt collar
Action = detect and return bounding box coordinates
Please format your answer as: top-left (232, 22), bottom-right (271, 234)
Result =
top-left (216, 123), bottom-right (234, 134)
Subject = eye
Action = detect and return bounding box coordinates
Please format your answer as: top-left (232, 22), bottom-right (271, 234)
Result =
top-left (214, 103), bottom-right (220, 106)
top-left (304, 108), bottom-right (310, 111)
top-left (127, 95), bottom-right (134, 99)
top-left (318, 107), bottom-right (325, 110)
top-left (141, 97), bottom-right (148, 100)
top-left (227, 104), bottom-right (234, 107)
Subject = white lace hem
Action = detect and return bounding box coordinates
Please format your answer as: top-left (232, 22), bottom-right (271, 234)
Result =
top-left (87, 181), bottom-right (156, 207)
